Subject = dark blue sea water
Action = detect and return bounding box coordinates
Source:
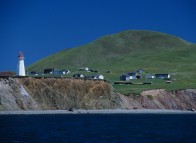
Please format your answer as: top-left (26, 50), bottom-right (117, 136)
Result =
top-left (0, 114), bottom-right (196, 143)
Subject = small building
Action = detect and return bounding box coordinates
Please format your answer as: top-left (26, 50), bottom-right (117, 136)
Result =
top-left (120, 74), bottom-right (130, 81)
top-left (0, 72), bottom-right (16, 77)
top-left (146, 74), bottom-right (155, 79)
top-left (98, 75), bottom-right (104, 80)
top-left (84, 67), bottom-right (89, 71)
top-left (29, 71), bottom-right (37, 75)
top-left (155, 74), bottom-right (170, 79)
top-left (53, 70), bottom-right (62, 75)
top-left (54, 70), bottom-right (71, 75)
top-left (127, 72), bottom-right (137, 79)
top-left (62, 70), bottom-right (70, 74)
top-left (44, 69), bottom-right (55, 74)
top-left (73, 74), bottom-right (84, 78)
top-left (137, 68), bottom-right (144, 73)
top-left (91, 74), bottom-right (104, 80)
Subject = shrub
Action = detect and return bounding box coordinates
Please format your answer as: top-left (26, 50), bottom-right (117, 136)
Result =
top-left (147, 95), bottom-right (154, 100)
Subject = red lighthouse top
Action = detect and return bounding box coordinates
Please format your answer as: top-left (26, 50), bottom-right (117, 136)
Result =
top-left (18, 52), bottom-right (24, 60)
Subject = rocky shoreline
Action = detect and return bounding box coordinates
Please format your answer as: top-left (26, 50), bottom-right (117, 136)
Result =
top-left (0, 109), bottom-right (195, 115)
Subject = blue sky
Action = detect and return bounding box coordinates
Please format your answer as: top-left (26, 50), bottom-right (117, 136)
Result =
top-left (0, 0), bottom-right (195, 71)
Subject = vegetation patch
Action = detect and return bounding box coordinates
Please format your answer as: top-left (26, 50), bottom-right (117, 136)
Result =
top-left (146, 95), bottom-right (154, 100)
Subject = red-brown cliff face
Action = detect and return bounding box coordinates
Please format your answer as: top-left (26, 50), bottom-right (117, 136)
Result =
top-left (119, 89), bottom-right (196, 110)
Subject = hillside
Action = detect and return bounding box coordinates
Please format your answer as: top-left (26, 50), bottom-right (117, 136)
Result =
top-left (27, 30), bottom-right (196, 93)
top-left (28, 30), bottom-right (191, 70)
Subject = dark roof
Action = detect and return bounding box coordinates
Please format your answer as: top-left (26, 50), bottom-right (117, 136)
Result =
top-left (138, 69), bottom-right (144, 73)
top-left (121, 74), bottom-right (130, 77)
top-left (0, 72), bottom-right (16, 77)
top-left (127, 72), bottom-right (136, 76)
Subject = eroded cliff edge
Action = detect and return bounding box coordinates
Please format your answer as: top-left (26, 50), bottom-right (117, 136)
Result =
top-left (0, 78), bottom-right (120, 110)
top-left (119, 89), bottom-right (196, 110)
top-left (0, 78), bottom-right (196, 111)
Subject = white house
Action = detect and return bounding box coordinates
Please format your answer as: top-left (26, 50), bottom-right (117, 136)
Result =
top-left (62, 70), bottom-right (71, 74)
top-left (92, 74), bottom-right (104, 80)
top-left (98, 74), bottom-right (104, 80)
top-left (127, 72), bottom-right (137, 79)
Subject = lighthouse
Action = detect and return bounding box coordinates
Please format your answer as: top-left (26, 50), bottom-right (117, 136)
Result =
top-left (17, 52), bottom-right (26, 76)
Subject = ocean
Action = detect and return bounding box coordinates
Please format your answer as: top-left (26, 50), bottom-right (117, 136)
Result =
top-left (0, 114), bottom-right (196, 143)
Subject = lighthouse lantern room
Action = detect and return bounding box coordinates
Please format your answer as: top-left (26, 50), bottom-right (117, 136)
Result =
top-left (17, 52), bottom-right (26, 76)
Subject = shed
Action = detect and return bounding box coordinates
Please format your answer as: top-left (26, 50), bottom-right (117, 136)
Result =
top-left (127, 72), bottom-right (137, 79)
top-left (92, 74), bottom-right (104, 80)
top-left (44, 69), bottom-right (55, 74)
top-left (146, 74), bottom-right (155, 79)
top-left (155, 74), bottom-right (170, 79)
top-left (73, 74), bottom-right (84, 78)
top-left (120, 74), bottom-right (130, 81)
top-left (138, 68), bottom-right (144, 73)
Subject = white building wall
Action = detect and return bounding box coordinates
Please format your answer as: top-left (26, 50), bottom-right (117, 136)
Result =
top-left (18, 60), bottom-right (26, 76)
top-left (99, 75), bottom-right (104, 79)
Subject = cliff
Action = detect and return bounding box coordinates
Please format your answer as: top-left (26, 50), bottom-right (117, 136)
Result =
top-left (0, 78), bottom-right (121, 110)
top-left (0, 78), bottom-right (196, 111)
top-left (119, 89), bottom-right (196, 110)
top-left (0, 78), bottom-right (37, 110)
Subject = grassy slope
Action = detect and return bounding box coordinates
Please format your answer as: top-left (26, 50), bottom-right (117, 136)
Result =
top-left (28, 30), bottom-right (196, 94)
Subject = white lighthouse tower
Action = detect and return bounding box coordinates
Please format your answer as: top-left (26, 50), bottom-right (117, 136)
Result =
top-left (17, 52), bottom-right (26, 76)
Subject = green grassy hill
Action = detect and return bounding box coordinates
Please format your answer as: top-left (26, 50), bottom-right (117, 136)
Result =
top-left (28, 30), bottom-right (196, 94)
